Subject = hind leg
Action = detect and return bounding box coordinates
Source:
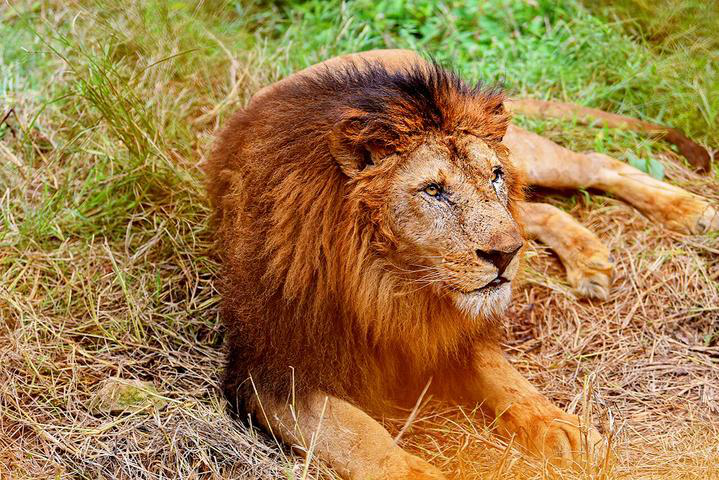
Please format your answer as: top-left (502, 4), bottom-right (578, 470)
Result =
top-left (506, 125), bottom-right (718, 234)
top-left (520, 202), bottom-right (613, 300)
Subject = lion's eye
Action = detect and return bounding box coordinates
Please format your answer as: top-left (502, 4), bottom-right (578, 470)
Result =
top-left (492, 166), bottom-right (504, 183)
top-left (423, 183), bottom-right (443, 197)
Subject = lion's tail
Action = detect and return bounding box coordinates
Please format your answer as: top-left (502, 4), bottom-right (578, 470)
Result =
top-left (506, 98), bottom-right (712, 172)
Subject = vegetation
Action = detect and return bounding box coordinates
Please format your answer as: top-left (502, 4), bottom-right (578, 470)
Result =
top-left (1, 1), bottom-right (717, 478)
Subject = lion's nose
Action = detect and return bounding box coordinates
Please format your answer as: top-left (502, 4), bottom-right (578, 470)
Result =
top-left (476, 244), bottom-right (522, 276)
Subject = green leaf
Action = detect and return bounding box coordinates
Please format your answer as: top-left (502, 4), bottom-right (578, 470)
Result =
top-left (625, 151), bottom-right (664, 180)
top-left (647, 158), bottom-right (665, 181)
top-left (624, 151), bottom-right (664, 181)
top-left (626, 151), bottom-right (645, 171)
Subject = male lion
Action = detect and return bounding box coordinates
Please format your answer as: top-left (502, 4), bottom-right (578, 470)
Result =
top-left (206, 50), bottom-right (716, 479)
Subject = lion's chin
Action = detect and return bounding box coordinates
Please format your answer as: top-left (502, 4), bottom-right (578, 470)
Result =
top-left (452, 282), bottom-right (512, 319)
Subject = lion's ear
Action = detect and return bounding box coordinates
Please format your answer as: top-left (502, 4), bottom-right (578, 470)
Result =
top-left (329, 119), bottom-right (389, 177)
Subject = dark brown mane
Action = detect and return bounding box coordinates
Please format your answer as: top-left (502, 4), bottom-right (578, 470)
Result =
top-left (205, 60), bottom-right (514, 416)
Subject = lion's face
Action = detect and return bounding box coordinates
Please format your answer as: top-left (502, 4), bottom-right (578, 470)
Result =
top-left (383, 134), bottom-right (523, 318)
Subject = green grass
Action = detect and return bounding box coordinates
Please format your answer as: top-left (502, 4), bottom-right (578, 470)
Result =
top-left (1, 1), bottom-right (717, 478)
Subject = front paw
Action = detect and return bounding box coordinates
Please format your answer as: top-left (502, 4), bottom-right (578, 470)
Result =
top-left (495, 399), bottom-right (603, 467)
top-left (529, 412), bottom-right (603, 468)
top-left (566, 252), bottom-right (613, 301)
top-left (396, 453), bottom-right (447, 480)
top-left (557, 232), bottom-right (613, 300)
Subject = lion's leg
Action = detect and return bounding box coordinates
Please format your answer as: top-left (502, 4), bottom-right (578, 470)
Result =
top-left (254, 392), bottom-right (446, 480)
top-left (505, 125), bottom-right (718, 234)
top-left (440, 344), bottom-right (603, 467)
top-left (520, 201), bottom-right (613, 300)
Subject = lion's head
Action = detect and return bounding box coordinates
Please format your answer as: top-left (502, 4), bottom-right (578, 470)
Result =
top-left (209, 59), bottom-right (526, 410)
top-left (344, 132), bottom-right (523, 319)
top-left (325, 62), bottom-right (525, 321)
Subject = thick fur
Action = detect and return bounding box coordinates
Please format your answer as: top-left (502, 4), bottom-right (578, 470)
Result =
top-left (206, 61), bottom-right (524, 415)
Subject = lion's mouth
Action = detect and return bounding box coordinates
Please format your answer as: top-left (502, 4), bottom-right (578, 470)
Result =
top-left (467, 276), bottom-right (510, 294)
top-left (450, 276), bottom-right (513, 318)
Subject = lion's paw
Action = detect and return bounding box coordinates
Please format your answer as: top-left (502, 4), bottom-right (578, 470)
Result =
top-left (695, 204), bottom-right (719, 234)
top-left (365, 451), bottom-right (445, 480)
top-left (398, 453), bottom-right (447, 480)
top-left (566, 254), bottom-right (613, 301)
top-left (645, 194), bottom-right (719, 235)
top-left (496, 399), bottom-right (604, 468)
top-left (530, 413), bottom-right (604, 468)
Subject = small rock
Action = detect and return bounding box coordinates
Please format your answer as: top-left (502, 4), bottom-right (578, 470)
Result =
top-left (89, 378), bottom-right (166, 415)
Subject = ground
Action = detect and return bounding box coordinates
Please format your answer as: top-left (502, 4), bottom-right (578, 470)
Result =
top-left (1, 1), bottom-right (718, 479)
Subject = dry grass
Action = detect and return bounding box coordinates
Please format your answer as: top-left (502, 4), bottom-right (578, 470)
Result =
top-left (1, 1), bottom-right (718, 479)
top-left (3, 149), bottom-right (716, 480)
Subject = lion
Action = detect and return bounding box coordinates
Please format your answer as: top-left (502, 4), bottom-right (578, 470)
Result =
top-left (206, 50), bottom-right (717, 479)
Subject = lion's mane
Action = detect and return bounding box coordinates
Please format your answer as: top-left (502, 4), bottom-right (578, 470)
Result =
top-left (206, 61), bottom-right (520, 414)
